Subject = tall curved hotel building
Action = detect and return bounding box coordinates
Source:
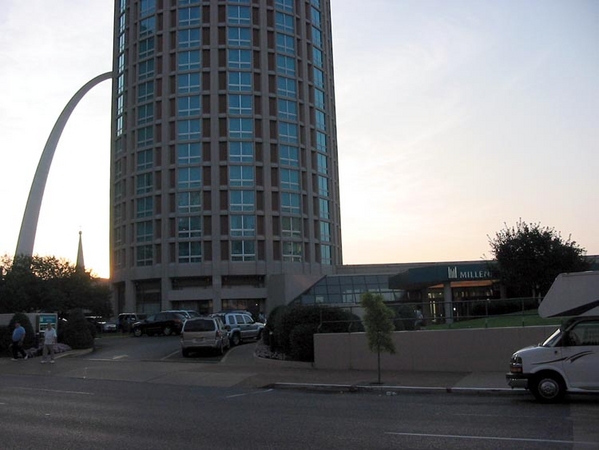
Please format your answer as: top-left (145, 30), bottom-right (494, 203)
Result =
top-left (110, 0), bottom-right (342, 315)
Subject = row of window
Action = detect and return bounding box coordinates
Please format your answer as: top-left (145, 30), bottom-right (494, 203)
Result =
top-left (129, 240), bottom-right (332, 265)
top-left (117, 190), bottom-right (329, 222)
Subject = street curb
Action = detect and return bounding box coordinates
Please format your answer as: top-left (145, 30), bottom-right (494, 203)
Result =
top-left (266, 382), bottom-right (522, 395)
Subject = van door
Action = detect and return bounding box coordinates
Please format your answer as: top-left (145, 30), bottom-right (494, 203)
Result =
top-left (561, 319), bottom-right (599, 390)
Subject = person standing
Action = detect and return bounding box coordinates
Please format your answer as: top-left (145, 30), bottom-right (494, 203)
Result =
top-left (11, 322), bottom-right (28, 361)
top-left (41, 323), bottom-right (57, 364)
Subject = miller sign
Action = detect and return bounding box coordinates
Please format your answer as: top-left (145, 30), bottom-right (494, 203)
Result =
top-left (447, 266), bottom-right (491, 280)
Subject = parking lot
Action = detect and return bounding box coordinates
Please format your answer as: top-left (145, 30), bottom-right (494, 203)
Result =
top-left (90, 333), bottom-right (230, 363)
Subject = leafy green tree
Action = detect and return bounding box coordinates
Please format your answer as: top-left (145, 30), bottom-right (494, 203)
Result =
top-left (360, 292), bottom-right (396, 384)
top-left (488, 220), bottom-right (590, 298)
top-left (0, 254), bottom-right (112, 319)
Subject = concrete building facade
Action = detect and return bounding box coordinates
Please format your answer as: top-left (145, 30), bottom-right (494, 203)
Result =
top-left (110, 0), bottom-right (342, 316)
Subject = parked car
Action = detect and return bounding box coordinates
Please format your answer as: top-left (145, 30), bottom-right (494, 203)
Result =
top-left (164, 309), bottom-right (201, 319)
top-left (212, 311), bottom-right (264, 346)
top-left (180, 316), bottom-right (230, 356)
top-left (131, 312), bottom-right (186, 337)
top-left (118, 313), bottom-right (147, 332)
top-left (102, 321), bottom-right (117, 332)
top-left (506, 315), bottom-right (599, 402)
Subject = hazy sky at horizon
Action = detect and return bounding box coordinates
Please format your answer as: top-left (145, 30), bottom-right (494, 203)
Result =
top-left (1, 0), bottom-right (597, 278)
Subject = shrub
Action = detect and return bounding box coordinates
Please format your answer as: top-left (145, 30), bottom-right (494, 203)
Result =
top-left (62, 309), bottom-right (94, 349)
top-left (267, 305), bottom-right (289, 352)
top-left (273, 305), bottom-right (362, 361)
top-left (390, 304), bottom-right (416, 331)
top-left (0, 326), bottom-right (11, 354)
top-left (288, 323), bottom-right (319, 362)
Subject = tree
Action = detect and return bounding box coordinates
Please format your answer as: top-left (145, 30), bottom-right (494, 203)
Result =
top-left (360, 292), bottom-right (396, 384)
top-left (0, 254), bottom-right (112, 318)
top-left (62, 308), bottom-right (95, 349)
top-left (488, 220), bottom-right (590, 298)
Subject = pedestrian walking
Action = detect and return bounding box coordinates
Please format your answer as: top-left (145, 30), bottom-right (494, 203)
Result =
top-left (41, 323), bottom-right (58, 364)
top-left (11, 322), bottom-right (28, 361)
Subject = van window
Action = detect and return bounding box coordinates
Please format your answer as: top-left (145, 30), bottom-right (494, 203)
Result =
top-left (185, 319), bottom-right (215, 332)
top-left (572, 321), bottom-right (599, 346)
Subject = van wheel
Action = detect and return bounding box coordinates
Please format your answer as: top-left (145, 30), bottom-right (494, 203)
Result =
top-left (163, 326), bottom-right (172, 336)
top-left (133, 328), bottom-right (142, 337)
top-left (530, 373), bottom-right (566, 402)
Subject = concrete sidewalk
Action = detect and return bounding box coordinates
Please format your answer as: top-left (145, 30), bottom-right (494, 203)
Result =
top-left (1, 342), bottom-right (520, 396)
top-left (219, 342), bottom-right (517, 395)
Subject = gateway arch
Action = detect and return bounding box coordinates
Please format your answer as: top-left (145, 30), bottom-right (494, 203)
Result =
top-left (15, 71), bottom-right (112, 258)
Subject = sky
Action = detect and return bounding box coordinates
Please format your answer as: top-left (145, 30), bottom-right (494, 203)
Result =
top-left (0, 0), bottom-right (597, 279)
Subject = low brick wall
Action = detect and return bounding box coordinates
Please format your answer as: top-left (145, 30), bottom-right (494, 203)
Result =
top-left (314, 326), bottom-right (558, 372)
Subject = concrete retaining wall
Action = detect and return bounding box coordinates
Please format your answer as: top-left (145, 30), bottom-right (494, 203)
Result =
top-left (314, 326), bottom-right (558, 372)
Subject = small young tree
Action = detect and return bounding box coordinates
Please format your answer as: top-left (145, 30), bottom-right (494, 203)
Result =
top-left (360, 292), bottom-right (396, 384)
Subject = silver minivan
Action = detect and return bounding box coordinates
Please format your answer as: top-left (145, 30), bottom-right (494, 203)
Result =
top-left (180, 317), bottom-right (230, 356)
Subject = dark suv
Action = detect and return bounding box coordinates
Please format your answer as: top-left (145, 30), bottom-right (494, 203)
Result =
top-left (131, 312), bottom-right (186, 337)
top-left (212, 311), bottom-right (264, 346)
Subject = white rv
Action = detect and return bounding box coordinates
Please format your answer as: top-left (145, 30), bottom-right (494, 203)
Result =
top-left (506, 271), bottom-right (599, 402)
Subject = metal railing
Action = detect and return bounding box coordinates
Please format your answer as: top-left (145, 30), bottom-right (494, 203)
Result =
top-left (315, 297), bottom-right (565, 333)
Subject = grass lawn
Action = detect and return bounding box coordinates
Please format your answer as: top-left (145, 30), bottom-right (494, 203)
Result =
top-left (425, 310), bottom-right (568, 330)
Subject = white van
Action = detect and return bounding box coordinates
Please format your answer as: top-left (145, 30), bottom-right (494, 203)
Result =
top-left (506, 316), bottom-right (599, 402)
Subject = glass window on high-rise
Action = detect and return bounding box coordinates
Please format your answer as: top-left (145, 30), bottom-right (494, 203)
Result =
top-left (178, 217), bottom-right (202, 238)
top-left (229, 94), bottom-right (253, 115)
top-left (179, 6), bottom-right (200, 26)
top-left (229, 141), bottom-right (254, 163)
top-left (177, 167), bottom-right (201, 189)
top-left (231, 241), bottom-right (255, 261)
top-left (281, 192), bottom-right (300, 214)
top-left (230, 215), bottom-right (256, 237)
top-left (229, 118), bottom-right (253, 139)
top-left (275, 12), bottom-right (294, 33)
top-left (178, 73), bottom-right (201, 93)
top-left (282, 217), bottom-right (301, 238)
top-left (276, 34), bottom-right (295, 54)
top-left (275, 0), bottom-right (294, 12)
top-left (278, 122), bottom-right (298, 144)
top-left (230, 190), bottom-right (255, 212)
top-left (178, 143), bottom-right (201, 165)
top-left (137, 149), bottom-right (153, 170)
top-left (177, 96), bottom-right (201, 117)
top-left (229, 72), bottom-right (252, 91)
top-left (277, 77), bottom-right (296, 98)
top-left (278, 99), bottom-right (297, 121)
top-left (228, 27), bottom-right (251, 47)
top-left (229, 166), bottom-right (254, 187)
top-left (227, 6), bottom-right (250, 25)
top-left (179, 242), bottom-right (201, 263)
top-left (280, 169), bottom-right (300, 191)
top-left (283, 242), bottom-right (302, 262)
top-left (177, 191), bottom-right (201, 213)
top-left (178, 50), bottom-right (200, 71)
top-left (279, 145), bottom-right (299, 167)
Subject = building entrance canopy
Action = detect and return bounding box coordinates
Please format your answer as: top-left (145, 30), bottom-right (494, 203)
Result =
top-left (389, 261), bottom-right (495, 291)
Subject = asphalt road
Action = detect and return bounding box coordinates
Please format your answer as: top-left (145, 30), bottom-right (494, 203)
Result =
top-left (1, 335), bottom-right (598, 450)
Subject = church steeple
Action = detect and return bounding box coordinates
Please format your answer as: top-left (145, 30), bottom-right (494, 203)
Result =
top-left (76, 230), bottom-right (85, 272)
